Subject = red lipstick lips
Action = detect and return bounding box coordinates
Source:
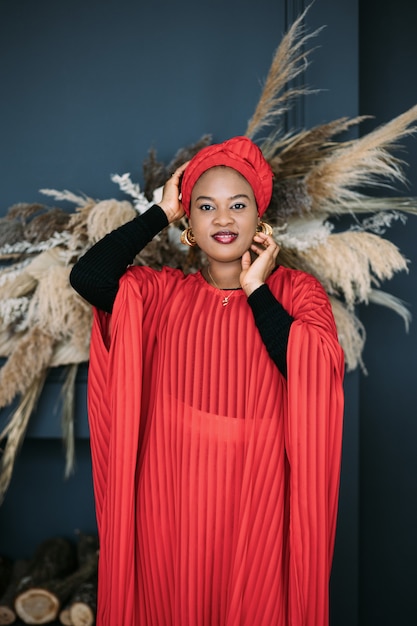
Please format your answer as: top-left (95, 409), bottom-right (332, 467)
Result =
top-left (212, 231), bottom-right (238, 244)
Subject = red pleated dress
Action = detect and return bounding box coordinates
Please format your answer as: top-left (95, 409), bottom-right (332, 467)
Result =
top-left (87, 264), bottom-right (345, 626)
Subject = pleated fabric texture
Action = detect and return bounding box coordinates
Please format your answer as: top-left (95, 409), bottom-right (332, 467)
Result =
top-left (87, 265), bottom-right (344, 626)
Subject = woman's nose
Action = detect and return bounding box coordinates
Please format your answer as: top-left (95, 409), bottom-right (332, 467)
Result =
top-left (214, 208), bottom-right (233, 225)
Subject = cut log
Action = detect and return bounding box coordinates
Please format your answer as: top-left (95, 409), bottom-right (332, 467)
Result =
top-left (0, 559), bottom-right (30, 625)
top-left (59, 605), bottom-right (73, 625)
top-left (15, 550), bottom-right (97, 624)
top-left (67, 533), bottom-right (98, 625)
top-left (16, 537), bottom-right (77, 592)
top-left (14, 537), bottom-right (77, 624)
top-left (0, 602), bottom-right (16, 625)
top-left (56, 528), bottom-right (98, 624)
top-left (15, 588), bottom-right (60, 624)
top-left (69, 577), bottom-right (97, 626)
top-left (70, 601), bottom-right (95, 626)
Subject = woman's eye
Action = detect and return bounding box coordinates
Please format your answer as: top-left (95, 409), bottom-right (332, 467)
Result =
top-left (199, 204), bottom-right (214, 211)
top-left (232, 203), bottom-right (245, 210)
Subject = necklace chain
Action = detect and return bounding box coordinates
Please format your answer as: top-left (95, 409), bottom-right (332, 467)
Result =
top-left (206, 267), bottom-right (238, 307)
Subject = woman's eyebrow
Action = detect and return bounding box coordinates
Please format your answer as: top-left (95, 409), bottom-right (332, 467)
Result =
top-left (195, 193), bottom-right (251, 202)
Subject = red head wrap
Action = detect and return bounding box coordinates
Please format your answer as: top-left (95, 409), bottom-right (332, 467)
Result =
top-left (181, 136), bottom-right (273, 217)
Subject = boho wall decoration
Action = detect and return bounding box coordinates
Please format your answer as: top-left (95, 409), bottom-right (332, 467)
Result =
top-left (1, 7), bottom-right (416, 502)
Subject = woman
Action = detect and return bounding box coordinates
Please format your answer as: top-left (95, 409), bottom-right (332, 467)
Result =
top-left (70, 136), bottom-right (345, 626)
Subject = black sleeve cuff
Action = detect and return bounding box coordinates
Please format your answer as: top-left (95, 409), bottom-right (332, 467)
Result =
top-left (247, 284), bottom-right (294, 377)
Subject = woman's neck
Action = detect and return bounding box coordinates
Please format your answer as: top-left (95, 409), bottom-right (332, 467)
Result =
top-left (205, 260), bottom-right (242, 290)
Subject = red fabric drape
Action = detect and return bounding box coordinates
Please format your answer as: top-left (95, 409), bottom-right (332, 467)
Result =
top-left (87, 266), bottom-right (344, 626)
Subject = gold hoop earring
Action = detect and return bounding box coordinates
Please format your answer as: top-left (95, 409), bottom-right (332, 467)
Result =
top-left (180, 227), bottom-right (197, 247)
top-left (256, 221), bottom-right (273, 237)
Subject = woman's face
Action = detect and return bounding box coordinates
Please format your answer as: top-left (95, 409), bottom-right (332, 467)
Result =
top-left (189, 166), bottom-right (258, 264)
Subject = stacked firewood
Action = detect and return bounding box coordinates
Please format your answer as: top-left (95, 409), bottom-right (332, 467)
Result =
top-left (0, 532), bottom-right (98, 625)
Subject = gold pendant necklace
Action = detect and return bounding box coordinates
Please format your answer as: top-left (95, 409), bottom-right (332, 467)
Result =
top-left (207, 267), bottom-right (239, 306)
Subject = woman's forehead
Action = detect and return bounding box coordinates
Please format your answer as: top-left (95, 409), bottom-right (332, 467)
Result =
top-left (192, 166), bottom-right (254, 192)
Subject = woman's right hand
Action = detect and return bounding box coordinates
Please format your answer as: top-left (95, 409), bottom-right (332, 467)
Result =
top-left (158, 161), bottom-right (189, 223)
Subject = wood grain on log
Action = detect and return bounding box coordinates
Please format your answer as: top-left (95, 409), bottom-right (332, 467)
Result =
top-left (70, 600), bottom-right (95, 626)
top-left (15, 587), bottom-right (60, 624)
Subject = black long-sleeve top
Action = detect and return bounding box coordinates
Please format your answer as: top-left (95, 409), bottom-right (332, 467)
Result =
top-left (69, 204), bottom-right (294, 376)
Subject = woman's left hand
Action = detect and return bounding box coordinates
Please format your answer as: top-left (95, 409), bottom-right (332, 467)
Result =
top-left (240, 232), bottom-right (280, 297)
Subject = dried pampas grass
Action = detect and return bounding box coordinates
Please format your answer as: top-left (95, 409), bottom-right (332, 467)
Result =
top-left (304, 105), bottom-right (417, 211)
top-left (86, 200), bottom-right (137, 243)
top-left (0, 372), bottom-right (48, 503)
top-left (0, 218), bottom-right (25, 248)
top-left (330, 297), bottom-right (366, 373)
top-left (1, 4), bottom-right (417, 501)
top-left (368, 288), bottom-right (412, 331)
top-left (0, 270), bottom-right (36, 300)
top-left (141, 136), bottom-right (212, 202)
top-left (61, 363), bottom-right (79, 478)
top-left (246, 3), bottom-right (321, 139)
top-left (273, 217), bottom-right (332, 251)
top-left (294, 231), bottom-right (409, 307)
top-left (0, 326), bottom-right (54, 408)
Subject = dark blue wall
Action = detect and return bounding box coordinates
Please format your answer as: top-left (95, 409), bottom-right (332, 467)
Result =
top-left (359, 1), bottom-right (417, 625)
top-left (0, 0), bottom-right (288, 207)
top-left (0, 0), bottom-right (288, 560)
top-left (1, 1), bottom-right (416, 625)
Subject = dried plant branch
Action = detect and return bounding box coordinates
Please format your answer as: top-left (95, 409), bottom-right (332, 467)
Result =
top-left (61, 363), bottom-right (79, 478)
top-left (0, 372), bottom-right (48, 504)
top-left (0, 5), bottom-right (416, 503)
top-left (368, 288), bottom-right (412, 331)
top-left (40, 189), bottom-right (92, 206)
top-left (304, 104), bottom-right (417, 211)
top-left (329, 297), bottom-right (366, 373)
top-left (0, 327), bottom-right (54, 408)
top-left (293, 231), bottom-right (409, 308)
top-left (246, 2), bottom-right (322, 139)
